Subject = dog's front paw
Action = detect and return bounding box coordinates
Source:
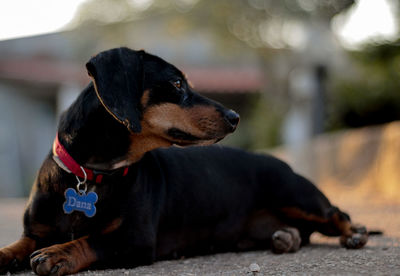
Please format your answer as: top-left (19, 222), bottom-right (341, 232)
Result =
top-left (30, 239), bottom-right (95, 276)
top-left (271, 227), bottom-right (301, 254)
top-left (30, 247), bottom-right (72, 276)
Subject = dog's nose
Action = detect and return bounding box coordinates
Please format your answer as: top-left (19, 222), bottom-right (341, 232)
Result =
top-left (224, 109), bottom-right (240, 130)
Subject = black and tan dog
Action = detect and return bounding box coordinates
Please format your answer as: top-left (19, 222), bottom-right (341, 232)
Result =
top-left (0, 48), bottom-right (368, 275)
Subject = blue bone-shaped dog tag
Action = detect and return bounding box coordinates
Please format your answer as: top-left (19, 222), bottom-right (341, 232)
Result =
top-left (63, 188), bottom-right (98, 217)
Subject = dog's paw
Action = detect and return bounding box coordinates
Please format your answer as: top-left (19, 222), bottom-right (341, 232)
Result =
top-left (30, 246), bottom-right (75, 276)
top-left (271, 227), bottom-right (301, 254)
top-left (340, 232), bottom-right (368, 249)
top-left (340, 224), bottom-right (368, 249)
top-left (30, 238), bottom-right (96, 276)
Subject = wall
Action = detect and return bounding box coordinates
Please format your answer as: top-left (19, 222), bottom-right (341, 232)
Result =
top-left (0, 81), bottom-right (56, 196)
top-left (270, 121), bottom-right (400, 205)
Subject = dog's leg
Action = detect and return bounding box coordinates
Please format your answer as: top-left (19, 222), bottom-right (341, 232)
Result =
top-left (238, 209), bottom-right (302, 253)
top-left (278, 174), bottom-right (368, 249)
top-left (280, 205), bottom-right (368, 249)
top-left (29, 231), bottom-right (156, 275)
top-left (0, 236), bottom-right (36, 273)
top-left (324, 207), bottom-right (368, 249)
top-left (30, 236), bottom-right (96, 276)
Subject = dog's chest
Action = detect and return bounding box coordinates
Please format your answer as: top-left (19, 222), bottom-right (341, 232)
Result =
top-left (62, 213), bottom-right (89, 241)
top-left (58, 185), bottom-right (111, 239)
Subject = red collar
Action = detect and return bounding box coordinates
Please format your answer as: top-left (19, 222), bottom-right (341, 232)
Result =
top-left (52, 134), bottom-right (129, 184)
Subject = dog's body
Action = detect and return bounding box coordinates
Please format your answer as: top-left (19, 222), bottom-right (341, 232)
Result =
top-left (0, 48), bottom-right (368, 275)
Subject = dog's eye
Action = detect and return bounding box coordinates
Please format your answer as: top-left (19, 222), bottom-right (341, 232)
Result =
top-left (173, 79), bottom-right (182, 89)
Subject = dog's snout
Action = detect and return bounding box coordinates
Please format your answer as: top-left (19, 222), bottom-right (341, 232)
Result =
top-left (224, 109), bottom-right (240, 130)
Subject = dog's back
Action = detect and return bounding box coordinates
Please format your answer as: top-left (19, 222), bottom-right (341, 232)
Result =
top-left (145, 145), bottom-right (332, 258)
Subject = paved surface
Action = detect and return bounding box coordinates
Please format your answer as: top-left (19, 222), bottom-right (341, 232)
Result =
top-left (0, 197), bottom-right (399, 275)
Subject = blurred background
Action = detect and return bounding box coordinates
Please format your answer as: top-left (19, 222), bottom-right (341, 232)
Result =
top-left (0, 0), bottom-right (399, 203)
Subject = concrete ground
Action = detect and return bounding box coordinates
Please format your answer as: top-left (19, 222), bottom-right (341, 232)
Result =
top-left (0, 198), bottom-right (399, 276)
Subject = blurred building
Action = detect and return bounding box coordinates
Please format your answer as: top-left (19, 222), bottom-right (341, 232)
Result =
top-left (0, 0), bottom-right (362, 197)
top-left (0, 21), bottom-right (265, 197)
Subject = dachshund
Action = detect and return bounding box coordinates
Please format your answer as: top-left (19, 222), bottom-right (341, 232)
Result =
top-left (0, 47), bottom-right (368, 275)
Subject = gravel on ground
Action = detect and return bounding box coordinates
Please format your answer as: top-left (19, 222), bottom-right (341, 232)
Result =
top-left (1, 198), bottom-right (399, 276)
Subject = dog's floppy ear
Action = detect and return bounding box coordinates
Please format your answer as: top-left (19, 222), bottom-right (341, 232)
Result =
top-left (86, 47), bottom-right (144, 133)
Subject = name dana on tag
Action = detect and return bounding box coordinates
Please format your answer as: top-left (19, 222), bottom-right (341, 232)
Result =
top-left (63, 188), bottom-right (98, 217)
top-left (67, 196), bottom-right (93, 210)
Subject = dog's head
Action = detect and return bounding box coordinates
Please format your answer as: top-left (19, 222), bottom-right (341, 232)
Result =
top-left (86, 47), bottom-right (239, 155)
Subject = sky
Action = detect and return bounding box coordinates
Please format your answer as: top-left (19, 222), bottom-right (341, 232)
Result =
top-left (333, 0), bottom-right (398, 49)
top-left (0, 0), bottom-right (398, 49)
top-left (0, 0), bottom-right (87, 41)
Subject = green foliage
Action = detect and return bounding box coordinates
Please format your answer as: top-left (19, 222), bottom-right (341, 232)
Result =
top-left (71, 0), bottom-right (354, 51)
top-left (221, 95), bottom-right (285, 149)
top-left (247, 95), bottom-right (284, 149)
top-left (328, 40), bottom-right (400, 130)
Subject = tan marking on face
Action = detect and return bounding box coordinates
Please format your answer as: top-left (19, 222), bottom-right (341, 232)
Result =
top-left (126, 103), bottom-right (229, 162)
top-left (187, 80), bottom-right (195, 89)
top-left (182, 73), bottom-right (195, 89)
top-left (142, 103), bottom-right (227, 139)
top-left (144, 104), bottom-right (205, 138)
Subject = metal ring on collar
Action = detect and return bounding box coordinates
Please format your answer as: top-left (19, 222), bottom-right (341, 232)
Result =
top-left (76, 166), bottom-right (88, 194)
